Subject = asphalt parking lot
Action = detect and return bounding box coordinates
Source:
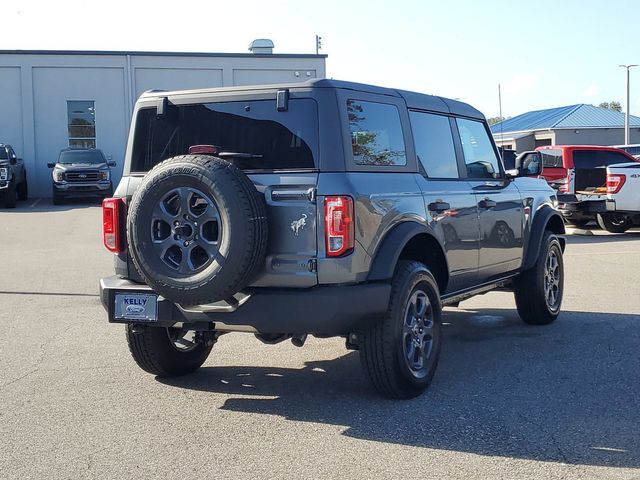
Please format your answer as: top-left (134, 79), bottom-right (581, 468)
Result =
top-left (1, 201), bottom-right (639, 480)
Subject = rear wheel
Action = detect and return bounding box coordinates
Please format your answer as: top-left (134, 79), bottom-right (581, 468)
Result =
top-left (359, 261), bottom-right (442, 399)
top-left (596, 213), bottom-right (632, 233)
top-left (125, 325), bottom-right (214, 376)
top-left (514, 232), bottom-right (564, 325)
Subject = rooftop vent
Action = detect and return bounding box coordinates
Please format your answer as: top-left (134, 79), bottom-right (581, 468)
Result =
top-left (248, 39), bottom-right (274, 54)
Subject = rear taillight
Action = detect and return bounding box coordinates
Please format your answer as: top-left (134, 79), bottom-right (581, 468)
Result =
top-left (189, 144), bottom-right (219, 155)
top-left (102, 197), bottom-right (125, 253)
top-left (324, 196), bottom-right (354, 257)
top-left (606, 174), bottom-right (626, 194)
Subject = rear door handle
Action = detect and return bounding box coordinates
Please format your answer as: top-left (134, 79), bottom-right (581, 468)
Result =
top-left (478, 198), bottom-right (497, 209)
top-left (428, 201), bottom-right (451, 213)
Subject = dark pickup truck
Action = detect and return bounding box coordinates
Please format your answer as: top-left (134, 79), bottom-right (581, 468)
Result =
top-left (0, 143), bottom-right (28, 208)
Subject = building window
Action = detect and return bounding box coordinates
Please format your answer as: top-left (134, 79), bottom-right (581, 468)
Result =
top-left (67, 101), bottom-right (96, 149)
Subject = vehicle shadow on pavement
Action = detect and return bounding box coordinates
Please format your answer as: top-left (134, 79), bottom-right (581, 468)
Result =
top-left (566, 231), bottom-right (640, 244)
top-left (2, 198), bottom-right (102, 214)
top-left (159, 308), bottom-right (640, 468)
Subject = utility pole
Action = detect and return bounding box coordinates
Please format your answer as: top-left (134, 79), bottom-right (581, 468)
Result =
top-left (498, 83), bottom-right (504, 146)
top-left (619, 64), bottom-right (638, 145)
top-left (315, 35), bottom-right (322, 55)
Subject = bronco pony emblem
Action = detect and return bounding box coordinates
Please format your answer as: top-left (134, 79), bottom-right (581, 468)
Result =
top-left (290, 214), bottom-right (308, 236)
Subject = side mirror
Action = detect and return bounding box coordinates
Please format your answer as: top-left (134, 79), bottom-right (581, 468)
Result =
top-left (9, 157), bottom-right (17, 165)
top-left (47, 162), bottom-right (56, 168)
top-left (107, 161), bottom-right (116, 167)
top-left (505, 168), bottom-right (520, 178)
top-left (514, 151), bottom-right (542, 177)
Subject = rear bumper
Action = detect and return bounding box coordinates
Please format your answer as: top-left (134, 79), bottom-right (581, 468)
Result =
top-left (99, 275), bottom-right (391, 336)
top-left (557, 195), bottom-right (614, 218)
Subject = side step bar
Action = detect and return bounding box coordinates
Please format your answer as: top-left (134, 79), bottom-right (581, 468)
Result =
top-left (441, 274), bottom-right (518, 306)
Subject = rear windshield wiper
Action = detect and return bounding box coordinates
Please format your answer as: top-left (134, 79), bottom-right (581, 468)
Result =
top-left (218, 152), bottom-right (263, 159)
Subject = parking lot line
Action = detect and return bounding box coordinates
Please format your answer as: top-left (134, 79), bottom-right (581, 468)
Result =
top-left (29, 198), bottom-right (40, 208)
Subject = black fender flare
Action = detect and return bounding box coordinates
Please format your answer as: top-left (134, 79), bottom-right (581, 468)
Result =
top-left (522, 206), bottom-right (566, 271)
top-left (367, 221), bottom-right (448, 281)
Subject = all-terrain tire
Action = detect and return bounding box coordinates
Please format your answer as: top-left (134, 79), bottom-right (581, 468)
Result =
top-left (359, 261), bottom-right (443, 399)
top-left (125, 325), bottom-right (213, 376)
top-left (596, 213), bottom-right (631, 234)
top-left (513, 232), bottom-right (564, 325)
top-left (127, 155), bottom-right (268, 306)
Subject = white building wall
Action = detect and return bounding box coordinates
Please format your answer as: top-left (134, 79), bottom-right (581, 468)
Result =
top-left (0, 51), bottom-right (326, 197)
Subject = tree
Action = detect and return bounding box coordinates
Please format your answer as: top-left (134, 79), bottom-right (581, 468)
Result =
top-left (487, 116), bottom-right (510, 126)
top-left (598, 101), bottom-right (622, 112)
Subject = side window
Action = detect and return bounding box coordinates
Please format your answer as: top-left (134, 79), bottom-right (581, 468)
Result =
top-left (347, 100), bottom-right (406, 166)
top-left (409, 111), bottom-right (459, 178)
top-left (7, 146), bottom-right (16, 159)
top-left (456, 118), bottom-right (501, 178)
top-left (540, 149), bottom-right (563, 168)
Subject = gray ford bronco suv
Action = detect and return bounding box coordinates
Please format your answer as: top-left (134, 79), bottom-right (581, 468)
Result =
top-left (99, 79), bottom-right (565, 399)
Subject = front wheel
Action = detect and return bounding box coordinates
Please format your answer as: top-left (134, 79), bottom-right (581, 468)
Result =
top-left (2, 183), bottom-right (17, 208)
top-left (17, 179), bottom-right (28, 201)
top-left (359, 261), bottom-right (443, 399)
top-left (125, 325), bottom-right (214, 376)
top-left (596, 213), bottom-right (632, 233)
top-left (513, 232), bottom-right (564, 325)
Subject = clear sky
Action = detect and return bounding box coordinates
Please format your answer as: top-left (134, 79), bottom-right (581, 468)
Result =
top-left (2, 0), bottom-right (639, 118)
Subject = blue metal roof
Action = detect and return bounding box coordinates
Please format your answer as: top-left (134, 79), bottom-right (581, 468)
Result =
top-left (491, 104), bottom-right (640, 133)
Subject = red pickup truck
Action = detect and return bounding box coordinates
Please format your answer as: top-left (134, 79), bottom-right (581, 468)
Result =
top-left (535, 145), bottom-right (639, 227)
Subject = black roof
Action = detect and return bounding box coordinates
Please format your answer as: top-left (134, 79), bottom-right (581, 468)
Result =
top-left (140, 78), bottom-right (484, 120)
top-left (311, 80), bottom-right (484, 119)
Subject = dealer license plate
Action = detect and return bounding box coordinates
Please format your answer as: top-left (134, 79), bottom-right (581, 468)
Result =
top-left (114, 293), bottom-right (158, 322)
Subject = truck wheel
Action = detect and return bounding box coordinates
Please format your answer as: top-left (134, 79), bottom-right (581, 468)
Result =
top-left (125, 325), bottom-right (214, 376)
top-left (513, 232), bottom-right (564, 325)
top-left (17, 179), bottom-right (28, 201)
top-left (52, 192), bottom-right (65, 205)
top-left (2, 183), bottom-right (17, 208)
top-left (359, 261), bottom-right (443, 399)
top-left (596, 213), bottom-right (632, 233)
top-left (127, 155), bottom-right (268, 306)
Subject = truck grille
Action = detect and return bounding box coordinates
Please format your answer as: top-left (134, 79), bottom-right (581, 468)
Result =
top-left (66, 171), bottom-right (99, 182)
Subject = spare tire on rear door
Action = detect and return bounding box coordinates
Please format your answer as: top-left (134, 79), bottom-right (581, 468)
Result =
top-left (127, 154), bottom-right (268, 306)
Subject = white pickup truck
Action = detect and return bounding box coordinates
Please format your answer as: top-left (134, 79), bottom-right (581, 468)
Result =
top-left (560, 162), bottom-right (640, 233)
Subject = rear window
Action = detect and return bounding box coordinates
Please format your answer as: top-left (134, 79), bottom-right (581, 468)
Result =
top-left (131, 99), bottom-right (318, 172)
top-left (540, 149), bottom-right (563, 168)
top-left (573, 150), bottom-right (632, 169)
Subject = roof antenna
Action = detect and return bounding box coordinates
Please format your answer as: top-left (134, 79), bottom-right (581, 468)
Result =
top-left (498, 83), bottom-right (504, 147)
